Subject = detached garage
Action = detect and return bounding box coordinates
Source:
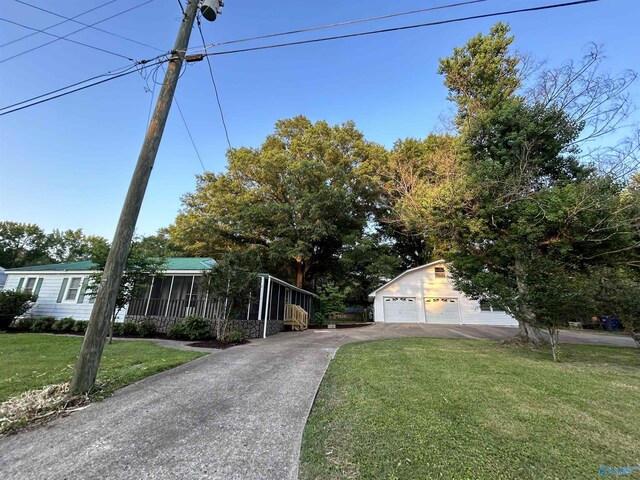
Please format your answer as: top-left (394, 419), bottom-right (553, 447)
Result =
top-left (369, 260), bottom-right (517, 326)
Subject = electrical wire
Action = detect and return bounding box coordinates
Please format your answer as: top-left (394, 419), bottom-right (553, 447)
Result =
top-left (14, 0), bottom-right (165, 53)
top-left (173, 96), bottom-right (207, 172)
top-left (0, 60), bottom-right (166, 116)
top-left (0, 0), bottom-right (601, 117)
top-left (0, 17), bottom-right (136, 62)
top-left (187, 0), bottom-right (492, 55)
top-left (197, 16), bottom-right (232, 149)
top-left (0, 0), bottom-right (118, 48)
top-left (200, 0), bottom-right (600, 59)
top-left (0, 0), bottom-right (156, 64)
top-left (0, 62), bottom-right (143, 113)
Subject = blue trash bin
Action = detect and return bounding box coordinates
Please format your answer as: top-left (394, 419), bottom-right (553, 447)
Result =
top-left (600, 316), bottom-right (622, 332)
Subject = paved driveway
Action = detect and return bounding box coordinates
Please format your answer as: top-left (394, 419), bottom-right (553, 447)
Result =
top-left (0, 324), bottom-right (635, 479)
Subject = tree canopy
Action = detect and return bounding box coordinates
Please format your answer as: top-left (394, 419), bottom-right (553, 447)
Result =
top-left (170, 115), bottom-right (385, 288)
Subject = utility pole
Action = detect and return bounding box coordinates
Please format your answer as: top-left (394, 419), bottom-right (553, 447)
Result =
top-left (69, 0), bottom-right (200, 395)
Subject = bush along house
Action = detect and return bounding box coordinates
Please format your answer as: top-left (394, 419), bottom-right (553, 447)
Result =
top-left (5, 258), bottom-right (315, 338)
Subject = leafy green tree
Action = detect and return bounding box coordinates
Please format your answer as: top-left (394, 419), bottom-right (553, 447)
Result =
top-left (200, 249), bottom-right (263, 338)
top-left (137, 230), bottom-right (187, 258)
top-left (382, 23), bottom-right (639, 355)
top-left (48, 229), bottom-right (109, 263)
top-left (0, 222), bottom-right (50, 268)
top-left (437, 22), bottom-right (521, 127)
top-left (170, 116), bottom-right (384, 288)
top-left (89, 239), bottom-right (166, 343)
top-left (314, 282), bottom-right (350, 325)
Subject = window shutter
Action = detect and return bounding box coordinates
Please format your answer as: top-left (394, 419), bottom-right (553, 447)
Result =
top-left (33, 278), bottom-right (44, 296)
top-left (16, 277), bottom-right (25, 291)
top-left (77, 277), bottom-right (89, 304)
top-left (57, 278), bottom-right (69, 303)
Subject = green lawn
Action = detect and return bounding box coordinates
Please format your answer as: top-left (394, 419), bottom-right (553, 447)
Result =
top-left (300, 339), bottom-right (640, 480)
top-left (0, 333), bottom-right (205, 402)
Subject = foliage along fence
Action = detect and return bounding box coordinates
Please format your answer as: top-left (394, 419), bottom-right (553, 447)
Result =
top-left (125, 297), bottom-right (286, 339)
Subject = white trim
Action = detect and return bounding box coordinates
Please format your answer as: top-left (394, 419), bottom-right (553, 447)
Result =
top-left (257, 276), bottom-right (265, 327)
top-left (257, 273), bottom-right (316, 297)
top-left (63, 276), bottom-right (84, 302)
top-left (368, 260), bottom-right (446, 299)
top-left (263, 276), bottom-right (272, 339)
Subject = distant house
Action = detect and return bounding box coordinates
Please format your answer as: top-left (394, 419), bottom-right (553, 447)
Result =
top-left (368, 260), bottom-right (518, 326)
top-left (4, 257), bottom-right (315, 338)
top-left (0, 266), bottom-right (7, 290)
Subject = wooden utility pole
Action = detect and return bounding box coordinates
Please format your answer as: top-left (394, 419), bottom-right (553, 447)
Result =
top-left (69, 0), bottom-right (200, 395)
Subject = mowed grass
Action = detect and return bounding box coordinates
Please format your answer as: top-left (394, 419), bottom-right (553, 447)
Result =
top-left (300, 339), bottom-right (640, 480)
top-left (0, 334), bottom-right (205, 402)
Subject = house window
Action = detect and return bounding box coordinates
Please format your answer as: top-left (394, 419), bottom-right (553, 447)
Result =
top-left (435, 267), bottom-right (446, 278)
top-left (65, 277), bottom-right (83, 301)
top-left (23, 277), bottom-right (38, 294)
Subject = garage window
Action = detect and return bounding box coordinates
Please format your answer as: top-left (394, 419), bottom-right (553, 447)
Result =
top-left (435, 267), bottom-right (446, 278)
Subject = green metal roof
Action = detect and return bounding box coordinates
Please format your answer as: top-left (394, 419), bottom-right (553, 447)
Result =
top-left (7, 258), bottom-right (215, 272)
top-left (8, 261), bottom-right (96, 272)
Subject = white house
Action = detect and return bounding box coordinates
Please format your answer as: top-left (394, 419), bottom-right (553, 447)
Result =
top-left (3, 258), bottom-right (216, 322)
top-left (368, 260), bottom-right (518, 326)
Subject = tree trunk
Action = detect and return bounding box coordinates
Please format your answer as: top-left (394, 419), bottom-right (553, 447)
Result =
top-left (548, 325), bottom-right (559, 362)
top-left (514, 257), bottom-right (545, 345)
top-left (293, 256), bottom-right (306, 288)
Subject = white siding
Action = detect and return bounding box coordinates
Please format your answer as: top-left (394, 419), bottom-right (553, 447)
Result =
top-left (3, 272), bottom-right (126, 322)
top-left (372, 263), bottom-right (517, 326)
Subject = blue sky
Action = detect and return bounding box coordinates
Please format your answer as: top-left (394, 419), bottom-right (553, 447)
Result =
top-left (1, 0), bottom-right (639, 240)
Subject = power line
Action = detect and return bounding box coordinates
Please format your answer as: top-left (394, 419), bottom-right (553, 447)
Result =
top-left (187, 0), bottom-right (492, 55)
top-left (0, 0), bottom-right (118, 48)
top-left (0, 0), bottom-right (156, 64)
top-left (173, 96), bottom-right (207, 172)
top-left (14, 0), bottom-right (165, 53)
top-left (0, 0), bottom-right (600, 117)
top-left (0, 60), bottom-right (166, 116)
top-left (0, 17), bottom-right (135, 62)
top-left (200, 0), bottom-right (600, 59)
top-left (197, 16), bottom-right (232, 149)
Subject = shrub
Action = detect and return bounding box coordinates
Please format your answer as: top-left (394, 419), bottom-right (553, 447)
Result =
top-left (121, 322), bottom-right (139, 337)
top-left (0, 290), bottom-right (38, 330)
top-left (167, 316), bottom-right (210, 341)
top-left (71, 321), bottom-right (88, 334)
top-left (137, 320), bottom-right (157, 338)
top-left (111, 322), bottom-right (124, 337)
top-left (30, 316), bottom-right (56, 332)
top-left (58, 317), bottom-right (76, 332)
top-left (13, 317), bottom-right (35, 332)
top-left (223, 328), bottom-right (245, 343)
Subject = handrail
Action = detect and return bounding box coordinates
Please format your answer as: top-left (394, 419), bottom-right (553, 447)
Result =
top-left (284, 303), bottom-right (309, 330)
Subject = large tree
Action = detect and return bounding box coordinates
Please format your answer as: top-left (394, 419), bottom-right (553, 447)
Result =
top-left (170, 116), bottom-right (384, 288)
top-left (382, 23), bottom-right (640, 350)
top-left (0, 222), bottom-right (50, 268)
top-left (0, 222), bottom-right (109, 268)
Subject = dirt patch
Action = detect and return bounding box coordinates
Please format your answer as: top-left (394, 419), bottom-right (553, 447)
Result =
top-left (187, 339), bottom-right (249, 349)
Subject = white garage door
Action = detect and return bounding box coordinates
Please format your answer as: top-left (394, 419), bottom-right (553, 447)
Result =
top-left (425, 297), bottom-right (460, 324)
top-left (383, 297), bottom-right (417, 323)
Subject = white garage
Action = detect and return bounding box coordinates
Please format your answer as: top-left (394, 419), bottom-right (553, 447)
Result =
top-left (383, 297), bottom-right (418, 323)
top-left (368, 261), bottom-right (518, 326)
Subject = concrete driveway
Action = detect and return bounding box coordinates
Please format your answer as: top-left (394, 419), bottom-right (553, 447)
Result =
top-left (0, 324), bottom-right (635, 479)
